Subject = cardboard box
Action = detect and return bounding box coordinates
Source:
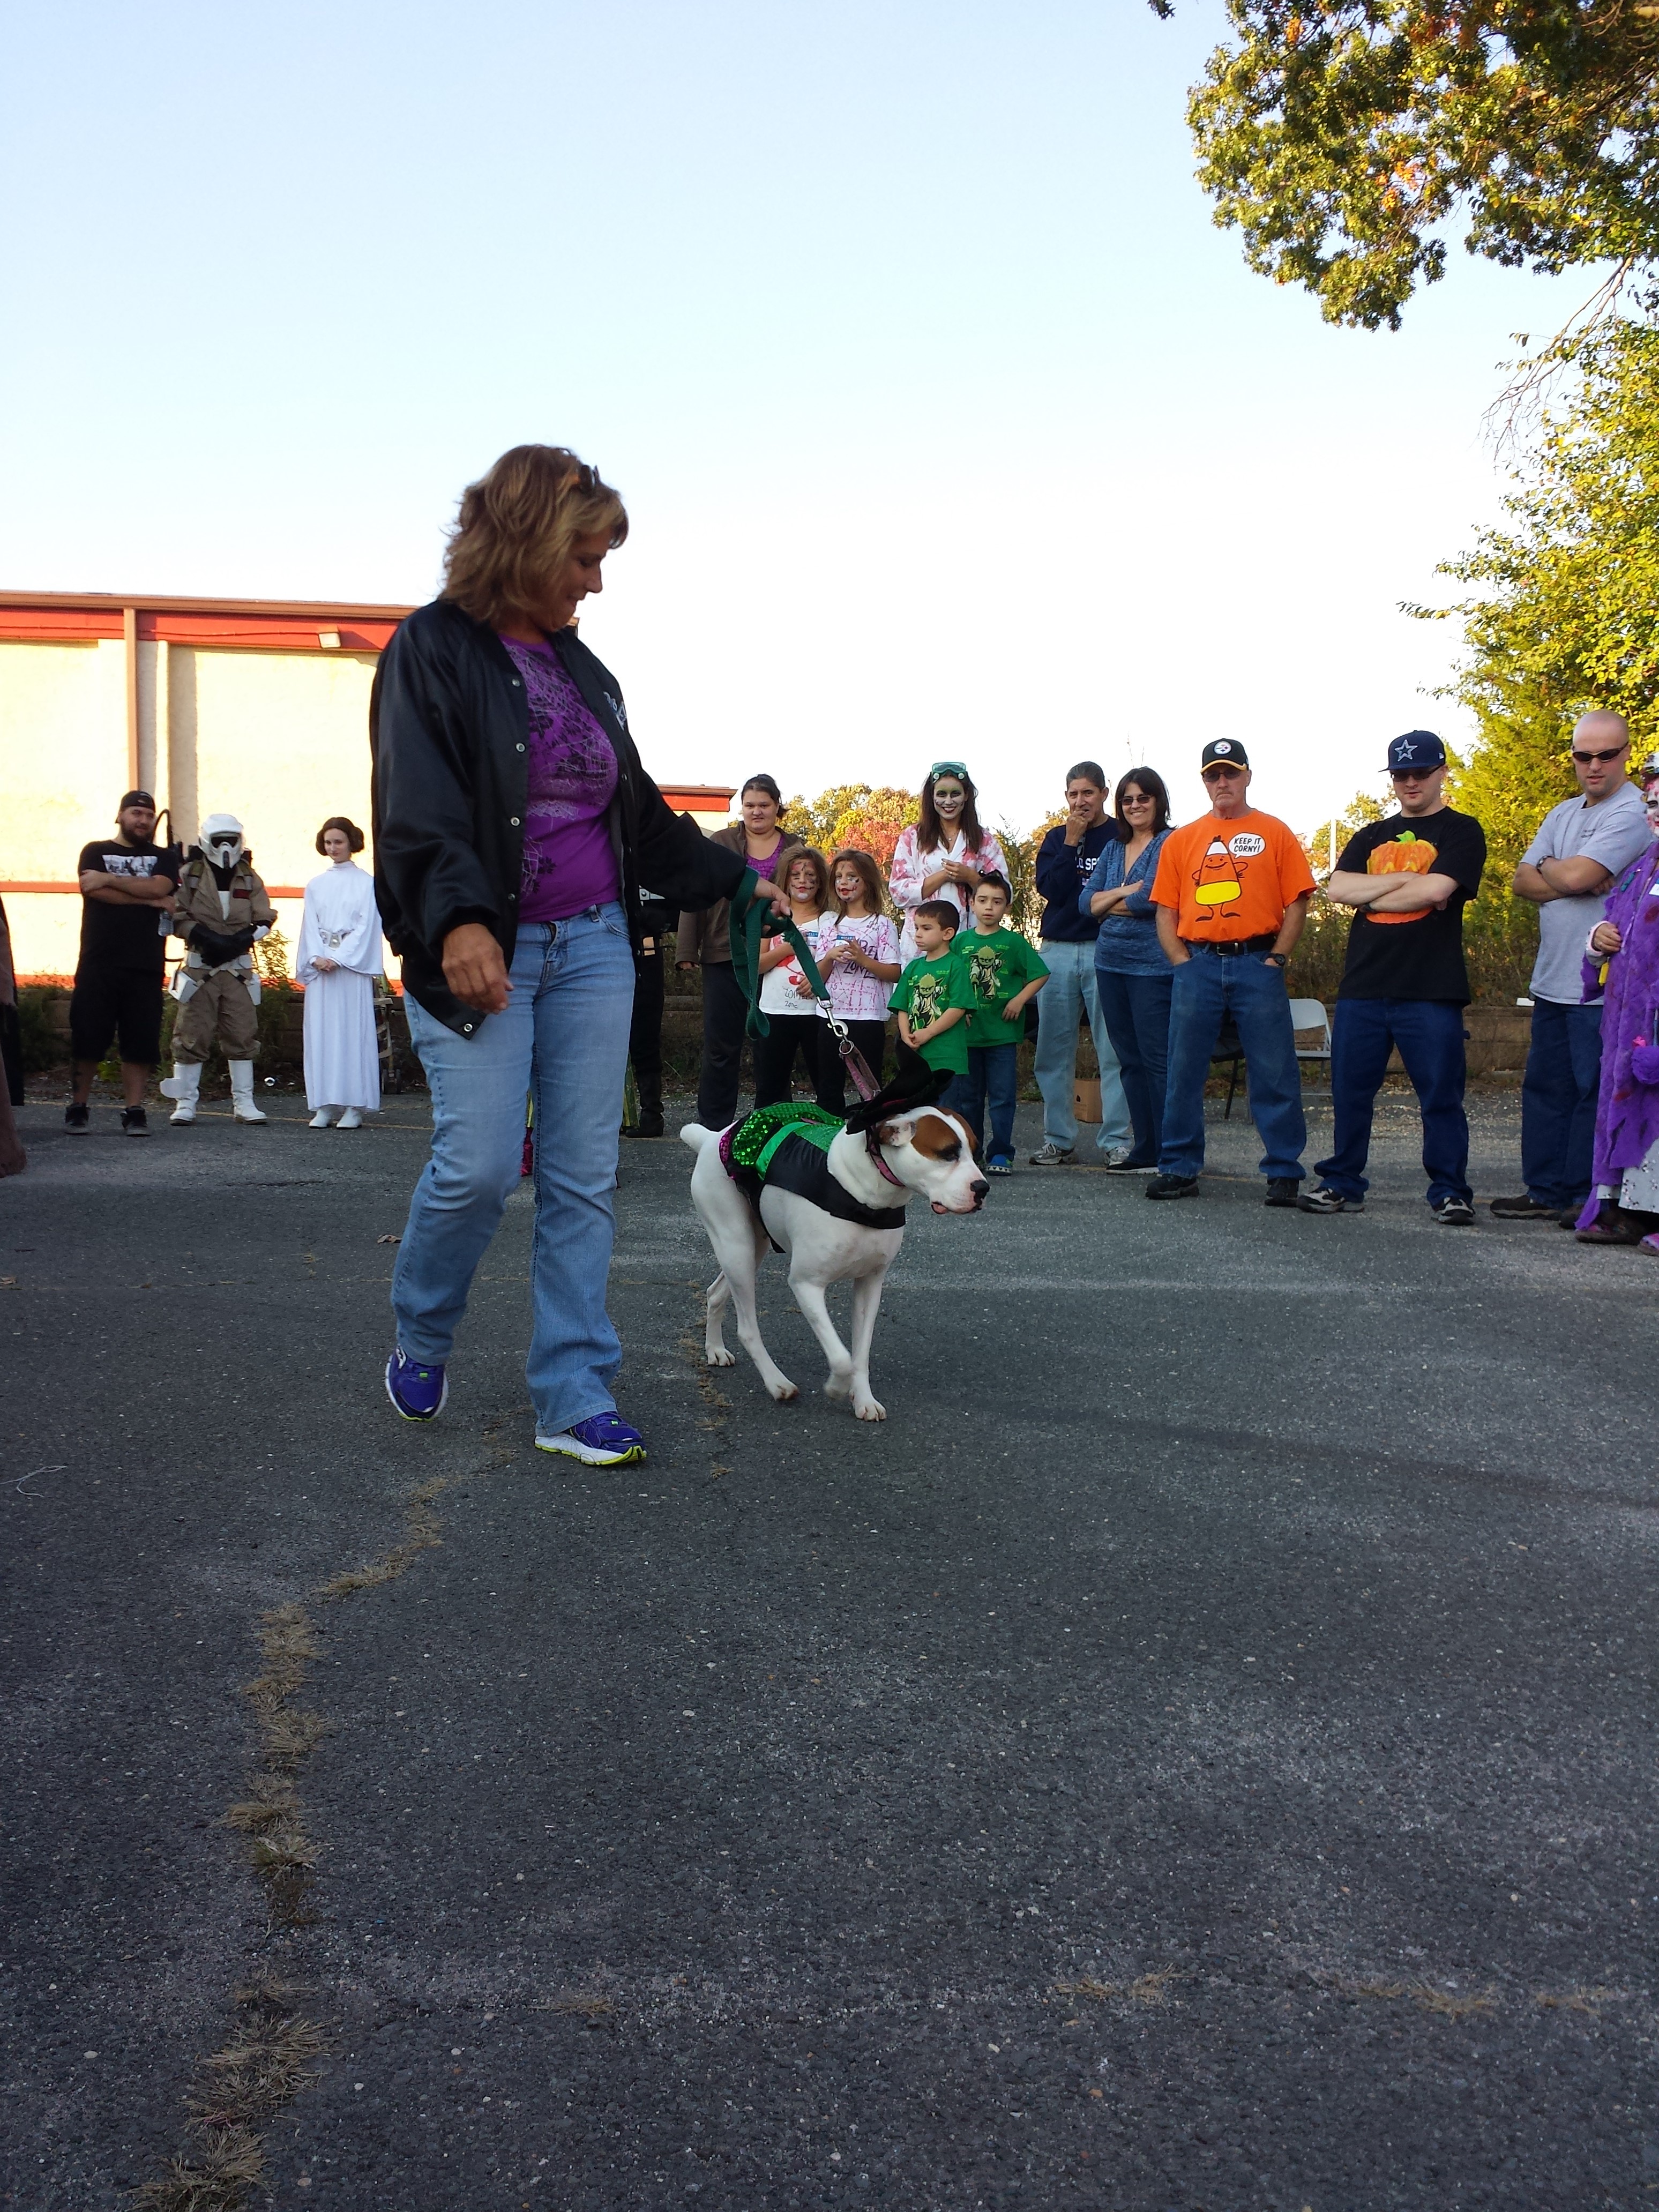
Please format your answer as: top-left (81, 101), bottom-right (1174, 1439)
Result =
top-left (1074, 1077), bottom-right (1101, 1125)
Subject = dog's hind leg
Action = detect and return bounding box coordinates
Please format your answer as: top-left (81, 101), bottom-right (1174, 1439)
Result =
top-left (689, 1146), bottom-right (797, 1401)
top-left (846, 1266), bottom-right (891, 1422)
top-left (789, 1273), bottom-right (855, 1404)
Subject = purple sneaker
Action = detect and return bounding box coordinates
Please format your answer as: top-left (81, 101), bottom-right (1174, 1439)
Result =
top-left (534, 1411), bottom-right (647, 1466)
top-left (385, 1346), bottom-right (447, 1422)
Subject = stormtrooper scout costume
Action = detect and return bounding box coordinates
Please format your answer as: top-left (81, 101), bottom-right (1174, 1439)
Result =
top-left (160, 813), bottom-right (276, 1125)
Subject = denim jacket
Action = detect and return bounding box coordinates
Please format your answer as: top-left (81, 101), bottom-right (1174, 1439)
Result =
top-left (1081, 829), bottom-right (1171, 977)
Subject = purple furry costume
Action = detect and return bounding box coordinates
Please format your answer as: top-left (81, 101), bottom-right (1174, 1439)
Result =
top-left (1576, 831), bottom-right (1659, 1228)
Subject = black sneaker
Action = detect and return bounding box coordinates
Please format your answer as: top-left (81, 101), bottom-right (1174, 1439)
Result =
top-left (1298, 1184), bottom-right (1362, 1214)
top-left (1264, 1177), bottom-right (1301, 1208)
top-left (65, 1102), bottom-right (89, 1133)
top-left (1146, 1174), bottom-right (1199, 1200)
top-left (120, 1107), bottom-right (150, 1137)
top-left (1489, 1193), bottom-right (1558, 1221)
top-left (624, 1110), bottom-right (666, 1139)
top-left (1433, 1195), bottom-right (1475, 1227)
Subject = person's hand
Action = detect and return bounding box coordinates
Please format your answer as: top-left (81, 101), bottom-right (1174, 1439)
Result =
top-left (790, 976), bottom-right (815, 998)
top-left (753, 879), bottom-right (793, 919)
top-left (442, 922), bottom-right (511, 1015)
top-left (1001, 1001), bottom-right (1022, 1022)
top-left (676, 959), bottom-right (696, 972)
top-left (313, 956), bottom-right (338, 974)
top-left (949, 861), bottom-right (977, 885)
top-left (1063, 806), bottom-right (1090, 846)
top-left (1591, 921), bottom-right (1623, 956)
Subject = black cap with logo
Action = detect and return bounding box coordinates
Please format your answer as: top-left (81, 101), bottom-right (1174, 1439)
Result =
top-left (1199, 739), bottom-right (1249, 771)
top-left (1384, 731), bottom-right (1447, 773)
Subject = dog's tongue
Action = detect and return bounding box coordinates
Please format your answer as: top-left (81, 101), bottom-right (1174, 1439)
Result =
top-left (931, 1200), bottom-right (949, 1215)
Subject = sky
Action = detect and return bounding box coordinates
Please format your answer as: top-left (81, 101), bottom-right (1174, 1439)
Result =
top-left (1, 1), bottom-right (1596, 838)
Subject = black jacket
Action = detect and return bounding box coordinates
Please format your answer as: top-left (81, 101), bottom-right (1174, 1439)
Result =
top-left (370, 598), bottom-right (747, 1036)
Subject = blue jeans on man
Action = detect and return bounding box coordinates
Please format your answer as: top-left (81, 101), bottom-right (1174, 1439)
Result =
top-left (1316, 998), bottom-right (1471, 1206)
top-left (1519, 997), bottom-right (1604, 1211)
top-left (1094, 965), bottom-right (1174, 1169)
top-left (393, 910), bottom-right (636, 1436)
top-left (1033, 938), bottom-right (1129, 1152)
top-left (945, 1042), bottom-right (1019, 1160)
top-left (1160, 949), bottom-right (1306, 1182)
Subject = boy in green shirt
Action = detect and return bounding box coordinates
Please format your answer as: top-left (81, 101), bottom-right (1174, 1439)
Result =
top-left (950, 872), bottom-right (1048, 1172)
top-left (888, 901), bottom-right (976, 1080)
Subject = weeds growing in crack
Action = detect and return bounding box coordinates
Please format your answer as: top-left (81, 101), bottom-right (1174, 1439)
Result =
top-left (133, 1420), bottom-right (520, 2210)
top-left (132, 1977), bottom-right (321, 2212)
top-left (1339, 1978), bottom-right (1498, 2020)
top-left (680, 1325), bottom-right (731, 1477)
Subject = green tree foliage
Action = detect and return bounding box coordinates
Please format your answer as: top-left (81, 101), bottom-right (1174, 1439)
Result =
top-left (1155, 0), bottom-right (1659, 327)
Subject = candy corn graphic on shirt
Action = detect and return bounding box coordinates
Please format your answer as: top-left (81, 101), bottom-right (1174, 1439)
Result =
top-left (1150, 809), bottom-right (1316, 944)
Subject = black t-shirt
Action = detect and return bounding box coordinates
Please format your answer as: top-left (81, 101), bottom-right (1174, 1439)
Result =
top-left (76, 840), bottom-right (180, 973)
top-left (1335, 808), bottom-right (1486, 1004)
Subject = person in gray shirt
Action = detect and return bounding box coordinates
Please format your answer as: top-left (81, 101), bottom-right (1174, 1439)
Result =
top-left (1491, 711), bottom-right (1653, 1221)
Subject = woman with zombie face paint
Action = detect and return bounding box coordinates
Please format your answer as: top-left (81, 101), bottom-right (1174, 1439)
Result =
top-left (1576, 752), bottom-right (1659, 1252)
top-left (887, 763), bottom-right (1007, 963)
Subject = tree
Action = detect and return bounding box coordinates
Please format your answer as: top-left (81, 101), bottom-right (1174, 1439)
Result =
top-left (783, 784), bottom-right (920, 871)
top-left (1424, 316), bottom-right (1659, 876)
top-left (1155, 0), bottom-right (1659, 327)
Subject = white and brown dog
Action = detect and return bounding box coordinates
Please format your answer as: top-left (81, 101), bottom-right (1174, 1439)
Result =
top-left (681, 1078), bottom-right (987, 1422)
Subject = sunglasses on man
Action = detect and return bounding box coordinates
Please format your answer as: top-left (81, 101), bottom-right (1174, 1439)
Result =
top-left (1201, 765), bottom-right (1244, 781)
top-left (1571, 744), bottom-right (1628, 764)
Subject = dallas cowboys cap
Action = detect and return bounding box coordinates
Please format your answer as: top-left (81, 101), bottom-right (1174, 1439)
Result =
top-left (1385, 730), bottom-right (1446, 772)
top-left (1199, 738), bottom-right (1249, 770)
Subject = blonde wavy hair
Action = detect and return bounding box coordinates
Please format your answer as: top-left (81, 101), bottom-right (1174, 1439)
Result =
top-left (440, 445), bottom-right (629, 627)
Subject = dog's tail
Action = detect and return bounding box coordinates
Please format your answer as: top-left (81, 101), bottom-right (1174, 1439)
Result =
top-left (680, 1122), bottom-right (718, 1156)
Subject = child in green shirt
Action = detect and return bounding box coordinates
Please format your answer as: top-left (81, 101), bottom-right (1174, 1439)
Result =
top-left (948, 873), bottom-right (1048, 1172)
top-left (888, 901), bottom-right (975, 1078)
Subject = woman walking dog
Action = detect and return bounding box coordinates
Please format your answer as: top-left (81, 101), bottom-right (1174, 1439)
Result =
top-left (371, 444), bottom-right (789, 1465)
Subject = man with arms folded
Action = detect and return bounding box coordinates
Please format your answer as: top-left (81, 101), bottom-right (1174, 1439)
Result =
top-left (1301, 732), bottom-right (1486, 1224)
top-left (1491, 711), bottom-right (1651, 1223)
top-left (1146, 738), bottom-right (1315, 1206)
top-left (66, 791), bottom-right (180, 1137)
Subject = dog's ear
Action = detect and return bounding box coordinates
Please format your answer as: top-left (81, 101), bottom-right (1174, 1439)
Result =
top-left (874, 1115), bottom-right (913, 1150)
top-left (844, 1041), bottom-right (949, 1133)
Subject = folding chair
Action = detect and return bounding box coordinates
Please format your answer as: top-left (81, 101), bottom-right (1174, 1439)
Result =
top-left (1289, 998), bottom-right (1332, 1090)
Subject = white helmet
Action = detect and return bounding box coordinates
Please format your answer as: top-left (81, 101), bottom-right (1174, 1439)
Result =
top-left (199, 813), bottom-right (245, 869)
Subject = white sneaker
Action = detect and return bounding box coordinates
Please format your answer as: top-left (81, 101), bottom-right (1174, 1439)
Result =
top-left (335, 1108), bottom-right (364, 1130)
top-left (309, 1109), bottom-right (335, 1129)
top-left (1028, 1142), bottom-right (1074, 1165)
top-left (1104, 1145), bottom-right (1135, 1168)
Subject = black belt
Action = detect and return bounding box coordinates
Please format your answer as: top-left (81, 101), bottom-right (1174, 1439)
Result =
top-left (1180, 933), bottom-right (1277, 957)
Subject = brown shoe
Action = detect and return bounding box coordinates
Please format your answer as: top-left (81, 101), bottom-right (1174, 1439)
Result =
top-left (1489, 1193), bottom-right (1558, 1221)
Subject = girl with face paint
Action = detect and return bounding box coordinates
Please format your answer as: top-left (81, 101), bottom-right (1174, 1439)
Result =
top-left (887, 763), bottom-right (1008, 962)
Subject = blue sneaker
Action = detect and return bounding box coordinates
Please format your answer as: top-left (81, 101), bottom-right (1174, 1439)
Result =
top-left (986, 1153), bottom-right (1013, 1176)
top-left (534, 1411), bottom-right (647, 1466)
top-left (385, 1346), bottom-right (447, 1422)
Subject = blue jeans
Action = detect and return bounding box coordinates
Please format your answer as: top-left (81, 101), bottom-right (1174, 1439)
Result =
top-left (946, 1042), bottom-right (1019, 1159)
top-left (1034, 938), bottom-right (1129, 1150)
top-left (1520, 998), bottom-right (1604, 1209)
top-left (1316, 998), bottom-right (1470, 1206)
top-left (393, 911), bottom-right (636, 1434)
top-left (1160, 948), bottom-right (1306, 1181)
top-left (1094, 964), bottom-right (1174, 1169)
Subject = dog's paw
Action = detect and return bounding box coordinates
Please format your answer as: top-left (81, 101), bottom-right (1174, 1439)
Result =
top-left (705, 1348), bottom-right (736, 1369)
top-left (767, 1377), bottom-right (799, 1402)
top-left (824, 1370), bottom-right (852, 1401)
top-left (853, 1395), bottom-right (887, 1422)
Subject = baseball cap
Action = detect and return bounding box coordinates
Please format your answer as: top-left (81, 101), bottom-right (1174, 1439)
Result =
top-left (118, 789), bottom-right (156, 811)
top-left (1199, 739), bottom-right (1249, 771)
top-left (1385, 731), bottom-right (1446, 773)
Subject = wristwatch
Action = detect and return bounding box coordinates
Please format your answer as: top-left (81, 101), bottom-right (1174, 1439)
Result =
top-left (1265, 952), bottom-right (1290, 968)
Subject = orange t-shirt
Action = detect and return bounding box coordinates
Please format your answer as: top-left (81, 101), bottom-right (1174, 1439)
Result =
top-left (1149, 808), bottom-right (1317, 943)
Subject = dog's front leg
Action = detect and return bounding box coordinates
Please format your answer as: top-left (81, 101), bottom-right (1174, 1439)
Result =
top-left (703, 1273), bottom-right (736, 1367)
top-left (847, 1267), bottom-right (890, 1421)
top-left (789, 1273), bottom-right (855, 1402)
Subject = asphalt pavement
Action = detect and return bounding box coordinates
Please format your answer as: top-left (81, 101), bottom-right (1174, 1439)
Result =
top-left (2, 1082), bottom-right (1655, 2210)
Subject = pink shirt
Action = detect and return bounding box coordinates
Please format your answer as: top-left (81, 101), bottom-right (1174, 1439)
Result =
top-left (811, 910), bottom-right (901, 1022)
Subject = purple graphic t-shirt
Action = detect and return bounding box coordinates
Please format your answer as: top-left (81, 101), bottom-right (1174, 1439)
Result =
top-left (499, 635), bottom-right (621, 923)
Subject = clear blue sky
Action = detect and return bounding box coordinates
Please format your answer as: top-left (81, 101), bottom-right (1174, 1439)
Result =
top-left (2, 2), bottom-right (1589, 834)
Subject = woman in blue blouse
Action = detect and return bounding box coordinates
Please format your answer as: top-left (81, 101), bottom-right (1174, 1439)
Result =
top-left (1080, 769), bottom-right (1175, 1171)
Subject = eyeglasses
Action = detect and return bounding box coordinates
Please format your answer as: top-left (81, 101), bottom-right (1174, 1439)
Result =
top-left (1390, 767), bottom-right (1439, 780)
top-left (1201, 766), bottom-right (1244, 781)
top-left (1122, 792), bottom-right (1155, 804)
top-left (1571, 745), bottom-right (1627, 764)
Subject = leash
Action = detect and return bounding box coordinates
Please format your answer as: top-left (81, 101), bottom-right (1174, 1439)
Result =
top-left (733, 886), bottom-right (884, 1105)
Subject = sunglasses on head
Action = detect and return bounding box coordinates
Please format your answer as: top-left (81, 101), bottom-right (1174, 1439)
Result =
top-left (930, 761), bottom-right (969, 782)
top-left (1572, 744), bottom-right (1627, 764)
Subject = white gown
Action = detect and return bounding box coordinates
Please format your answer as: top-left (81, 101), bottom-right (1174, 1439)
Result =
top-left (297, 861), bottom-right (383, 1112)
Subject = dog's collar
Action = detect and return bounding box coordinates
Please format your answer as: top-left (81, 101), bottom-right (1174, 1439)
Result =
top-left (864, 1128), bottom-right (907, 1190)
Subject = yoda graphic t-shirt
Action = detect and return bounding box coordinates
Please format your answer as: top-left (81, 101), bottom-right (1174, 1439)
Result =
top-left (888, 950), bottom-right (975, 1075)
top-left (954, 925), bottom-right (1049, 1047)
top-left (1334, 808), bottom-right (1487, 1004)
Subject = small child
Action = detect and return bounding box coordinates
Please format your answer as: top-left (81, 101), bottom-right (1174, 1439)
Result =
top-left (888, 899), bottom-right (975, 1085)
top-left (950, 872), bottom-right (1048, 1172)
top-left (812, 848), bottom-right (903, 1112)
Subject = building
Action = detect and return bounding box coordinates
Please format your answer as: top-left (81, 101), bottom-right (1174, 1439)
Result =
top-left (0, 591), bottom-right (735, 979)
